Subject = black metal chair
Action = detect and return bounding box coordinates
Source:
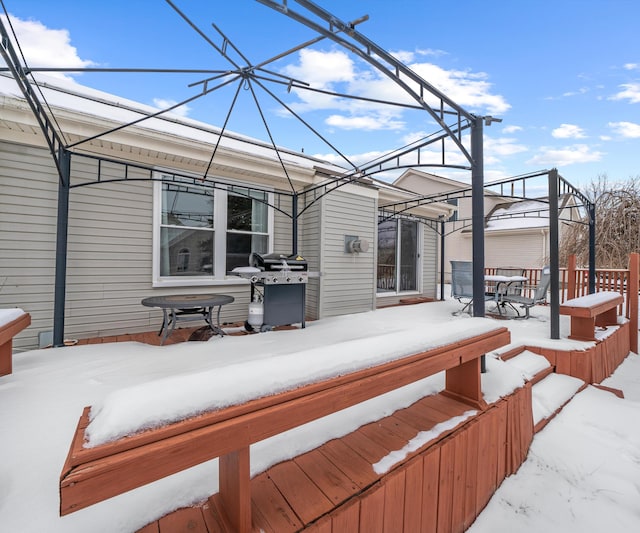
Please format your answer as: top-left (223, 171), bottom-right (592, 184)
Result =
top-left (499, 266), bottom-right (551, 319)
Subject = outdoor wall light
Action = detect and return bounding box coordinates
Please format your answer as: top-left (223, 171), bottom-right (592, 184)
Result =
top-left (344, 235), bottom-right (370, 253)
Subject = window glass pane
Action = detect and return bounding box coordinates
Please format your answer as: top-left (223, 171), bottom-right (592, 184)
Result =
top-left (377, 219), bottom-right (397, 292)
top-left (160, 227), bottom-right (213, 276)
top-left (228, 188), bottom-right (268, 232)
top-left (162, 184), bottom-right (214, 228)
top-left (400, 219), bottom-right (418, 291)
top-left (226, 233), bottom-right (268, 272)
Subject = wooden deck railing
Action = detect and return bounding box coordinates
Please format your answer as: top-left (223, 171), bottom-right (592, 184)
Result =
top-left (486, 254), bottom-right (639, 314)
top-left (487, 253), bottom-right (639, 352)
top-left (0, 312), bottom-right (31, 376)
top-left (60, 326), bottom-right (510, 532)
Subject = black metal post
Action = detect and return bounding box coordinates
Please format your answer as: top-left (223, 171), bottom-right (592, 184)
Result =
top-left (440, 217), bottom-right (446, 301)
top-left (589, 202), bottom-right (596, 293)
top-left (53, 149), bottom-right (71, 347)
top-left (548, 169), bottom-right (560, 339)
top-left (470, 116), bottom-right (486, 372)
top-left (291, 192), bottom-right (298, 255)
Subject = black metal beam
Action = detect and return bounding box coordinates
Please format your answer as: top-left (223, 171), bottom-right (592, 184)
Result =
top-left (53, 149), bottom-right (71, 347)
top-left (548, 169), bottom-right (560, 339)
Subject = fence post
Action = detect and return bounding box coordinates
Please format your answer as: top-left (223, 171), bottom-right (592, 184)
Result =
top-left (629, 253), bottom-right (638, 354)
top-left (567, 255), bottom-right (577, 300)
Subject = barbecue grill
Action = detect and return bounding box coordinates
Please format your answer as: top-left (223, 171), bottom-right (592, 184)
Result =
top-left (232, 253), bottom-right (308, 331)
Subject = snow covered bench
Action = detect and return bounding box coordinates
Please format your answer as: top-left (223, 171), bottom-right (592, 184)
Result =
top-left (0, 309), bottom-right (31, 376)
top-left (559, 291), bottom-right (623, 341)
top-left (59, 325), bottom-right (510, 531)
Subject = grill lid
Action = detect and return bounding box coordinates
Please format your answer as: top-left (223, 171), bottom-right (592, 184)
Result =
top-left (250, 252), bottom-right (308, 271)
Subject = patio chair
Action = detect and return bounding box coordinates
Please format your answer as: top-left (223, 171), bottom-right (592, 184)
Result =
top-left (450, 260), bottom-right (474, 314)
top-left (499, 266), bottom-right (551, 319)
top-left (487, 267), bottom-right (526, 315)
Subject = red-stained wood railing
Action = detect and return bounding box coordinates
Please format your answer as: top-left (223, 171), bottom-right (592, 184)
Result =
top-left (487, 253), bottom-right (639, 317)
top-left (486, 255), bottom-right (638, 353)
top-left (60, 326), bottom-right (510, 532)
top-left (559, 292), bottom-right (624, 341)
top-left (0, 312), bottom-right (31, 376)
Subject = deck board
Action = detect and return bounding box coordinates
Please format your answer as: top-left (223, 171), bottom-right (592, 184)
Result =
top-left (157, 506), bottom-right (208, 532)
top-left (293, 449), bottom-right (358, 505)
top-left (267, 460), bottom-right (334, 524)
top-left (318, 439), bottom-right (378, 489)
top-left (251, 473), bottom-right (302, 532)
top-left (341, 428), bottom-right (390, 464)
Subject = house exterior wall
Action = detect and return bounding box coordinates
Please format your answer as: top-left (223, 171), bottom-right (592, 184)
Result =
top-left (0, 141), bottom-right (259, 350)
top-left (317, 188), bottom-right (378, 318)
top-left (0, 142), bottom-right (58, 351)
top-left (0, 139), bottom-right (388, 351)
top-left (484, 230), bottom-right (548, 268)
top-left (421, 223), bottom-right (438, 299)
top-left (299, 193), bottom-right (321, 321)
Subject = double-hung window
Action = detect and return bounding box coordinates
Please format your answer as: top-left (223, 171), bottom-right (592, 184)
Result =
top-left (377, 216), bottom-right (421, 294)
top-left (153, 177), bottom-right (272, 286)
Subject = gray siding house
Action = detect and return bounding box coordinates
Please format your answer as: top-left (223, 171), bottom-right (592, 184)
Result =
top-left (0, 74), bottom-right (452, 351)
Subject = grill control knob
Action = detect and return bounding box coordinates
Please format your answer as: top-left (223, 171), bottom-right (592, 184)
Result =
top-left (286, 277), bottom-right (291, 283)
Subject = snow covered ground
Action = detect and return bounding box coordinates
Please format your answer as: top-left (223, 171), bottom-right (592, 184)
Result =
top-left (1, 299), bottom-right (639, 532)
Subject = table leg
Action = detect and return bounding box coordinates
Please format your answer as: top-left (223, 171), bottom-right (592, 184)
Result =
top-left (158, 308), bottom-right (169, 337)
top-left (162, 309), bottom-right (177, 345)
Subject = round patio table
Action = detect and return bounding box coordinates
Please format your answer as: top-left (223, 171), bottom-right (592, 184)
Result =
top-left (141, 293), bottom-right (234, 344)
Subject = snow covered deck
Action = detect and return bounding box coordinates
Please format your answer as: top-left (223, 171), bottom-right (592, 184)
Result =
top-left (60, 324), bottom-right (511, 531)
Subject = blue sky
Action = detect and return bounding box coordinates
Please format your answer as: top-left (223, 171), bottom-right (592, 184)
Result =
top-left (2, 0), bottom-right (639, 188)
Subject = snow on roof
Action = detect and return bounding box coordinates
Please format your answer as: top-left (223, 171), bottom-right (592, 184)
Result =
top-left (485, 199), bottom-right (551, 231)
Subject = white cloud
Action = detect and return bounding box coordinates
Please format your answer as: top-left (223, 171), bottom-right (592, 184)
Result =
top-left (484, 136), bottom-right (528, 157)
top-left (325, 113), bottom-right (404, 131)
top-left (608, 121), bottom-right (640, 138)
top-left (502, 125), bottom-right (522, 134)
top-left (408, 62), bottom-right (510, 115)
top-left (152, 98), bottom-right (191, 118)
top-left (282, 48), bottom-right (355, 91)
top-left (526, 144), bottom-right (604, 167)
top-left (311, 149), bottom-right (389, 169)
top-left (623, 63), bottom-right (639, 71)
top-left (0, 14), bottom-right (94, 81)
top-left (279, 48), bottom-right (510, 131)
top-left (552, 124), bottom-right (587, 139)
top-left (610, 83), bottom-right (640, 104)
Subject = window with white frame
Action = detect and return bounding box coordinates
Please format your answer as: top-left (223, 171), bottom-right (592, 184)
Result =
top-left (154, 177), bottom-right (271, 284)
top-left (377, 216), bottom-right (420, 294)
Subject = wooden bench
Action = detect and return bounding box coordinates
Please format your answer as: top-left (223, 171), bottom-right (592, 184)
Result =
top-left (59, 326), bottom-right (510, 532)
top-left (559, 291), bottom-right (623, 341)
top-left (0, 311), bottom-right (31, 376)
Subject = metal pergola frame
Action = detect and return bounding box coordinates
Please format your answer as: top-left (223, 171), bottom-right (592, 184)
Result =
top-left (379, 169), bottom-right (596, 339)
top-left (0, 0), bottom-right (592, 350)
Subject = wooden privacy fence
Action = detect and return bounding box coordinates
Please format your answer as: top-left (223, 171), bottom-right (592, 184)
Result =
top-left (60, 326), bottom-right (510, 532)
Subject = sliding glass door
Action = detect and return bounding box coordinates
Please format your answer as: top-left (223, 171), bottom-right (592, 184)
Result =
top-left (377, 217), bottom-right (419, 294)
